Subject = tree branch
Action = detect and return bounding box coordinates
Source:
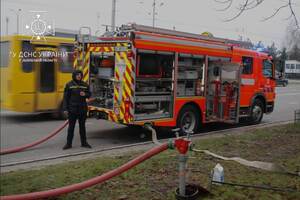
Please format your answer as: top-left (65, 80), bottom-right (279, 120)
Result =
top-left (288, 0), bottom-right (299, 28)
top-left (214, 0), bottom-right (232, 4)
top-left (262, 3), bottom-right (290, 21)
top-left (216, 0), bottom-right (299, 29)
top-left (243, 0), bottom-right (263, 10)
top-left (223, 0), bottom-right (249, 22)
top-left (215, 0), bottom-right (233, 11)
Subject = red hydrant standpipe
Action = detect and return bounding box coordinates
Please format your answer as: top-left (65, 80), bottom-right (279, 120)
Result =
top-left (0, 120), bottom-right (69, 155)
top-left (175, 138), bottom-right (191, 196)
top-left (169, 128), bottom-right (193, 198)
top-left (1, 143), bottom-right (168, 200)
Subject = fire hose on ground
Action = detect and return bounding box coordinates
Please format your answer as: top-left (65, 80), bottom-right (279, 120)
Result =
top-left (1, 125), bottom-right (196, 200)
top-left (2, 122), bottom-right (297, 199)
top-left (0, 120), bottom-right (69, 155)
top-left (1, 143), bottom-right (169, 200)
top-left (192, 148), bottom-right (300, 176)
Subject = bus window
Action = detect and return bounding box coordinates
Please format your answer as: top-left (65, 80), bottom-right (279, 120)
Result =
top-left (0, 41), bottom-right (10, 67)
top-left (290, 64), bottom-right (295, 69)
top-left (40, 51), bottom-right (55, 92)
top-left (22, 41), bottom-right (34, 73)
top-left (58, 45), bottom-right (74, 73)
top-left (263, 60), bottom-right (273, 78)
top-left (242, 57), bottom-right (253, 74)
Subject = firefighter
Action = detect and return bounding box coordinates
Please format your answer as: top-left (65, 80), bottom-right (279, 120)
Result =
top-left (62, 70), bottom-right (92, 150)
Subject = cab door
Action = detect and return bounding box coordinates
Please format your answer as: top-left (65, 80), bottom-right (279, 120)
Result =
top-left (35, 47), bottom-right (58, 111)
top-left (261, 59), bottom-right (276, 103)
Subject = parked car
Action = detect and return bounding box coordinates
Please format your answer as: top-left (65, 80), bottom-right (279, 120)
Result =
top-left (276, 78), bottom-right (288, 87)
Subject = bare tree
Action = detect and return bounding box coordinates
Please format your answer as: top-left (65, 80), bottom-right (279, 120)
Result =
top-left (284, 20), bottom-right (300, 52)
top-left (215, 0), bottom-right (299, 28)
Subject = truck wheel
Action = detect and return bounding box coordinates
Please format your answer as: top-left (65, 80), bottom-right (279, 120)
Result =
top-left (249, 99), bottom-right (264, 124)
top-left (176, 105), bottom-right (200, 135)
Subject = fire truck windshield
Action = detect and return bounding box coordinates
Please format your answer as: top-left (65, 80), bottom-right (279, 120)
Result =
top-left (263, 60), bottom-right (274, 78)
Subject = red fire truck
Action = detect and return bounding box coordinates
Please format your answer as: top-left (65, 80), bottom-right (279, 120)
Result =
top-left (74, 24), bottom-right (276, 133)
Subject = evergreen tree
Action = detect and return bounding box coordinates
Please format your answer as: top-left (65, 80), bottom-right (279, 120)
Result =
top-left (266, 42), bottom-right (280, 75)
top-left (267, 42), bottom-right (278, 59)
top-left (278, 48), bottom-right (288, 73)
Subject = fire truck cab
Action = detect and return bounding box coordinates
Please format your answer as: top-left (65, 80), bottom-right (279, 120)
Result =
top-left (74, 24), bottom-right (275, 133)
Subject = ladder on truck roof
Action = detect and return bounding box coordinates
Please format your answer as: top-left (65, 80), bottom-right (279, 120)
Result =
top-left (75, 24), bottom-right (252, 49)
top-left (120, 24), bottom-right (228, 44)
top-left (119, 24), bottom-right (232, 51)
top-left (119, 24), bottom-right (252, 49)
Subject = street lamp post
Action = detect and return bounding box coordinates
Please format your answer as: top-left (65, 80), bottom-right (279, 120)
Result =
top-left (10, 8), bottom-right (22, 35)
top-left (111, 0), bottom-right (116, 31)
top-left (151, 0), bottom-right (164, 27)
top-left (97, 12), bottom-right (101, 31)
top-left (139, 0), bottom-right (164, 28)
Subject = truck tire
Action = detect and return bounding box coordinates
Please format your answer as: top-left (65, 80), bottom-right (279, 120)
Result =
top-left (249, 99), bottom-right (264, 124)
top-left (176, 105), bottom-right (200, 135)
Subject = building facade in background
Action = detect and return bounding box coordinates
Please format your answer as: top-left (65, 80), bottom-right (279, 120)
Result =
top-left (285, 60), bottom-right (300, 79)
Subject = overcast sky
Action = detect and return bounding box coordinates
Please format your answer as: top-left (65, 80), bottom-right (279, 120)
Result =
top-left (1, 0), bottom-right (299, 48)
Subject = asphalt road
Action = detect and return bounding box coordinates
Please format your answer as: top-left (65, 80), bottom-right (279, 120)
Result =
top-left (1, 84), bottom-right (300, 166)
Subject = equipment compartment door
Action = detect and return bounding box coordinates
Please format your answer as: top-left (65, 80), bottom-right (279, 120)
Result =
top-left (35, 48), bottom-right (58, 111)
top-left (206, 61), bottom-right (241, 123)
top-left (114, 44), bottom-right (135, 123)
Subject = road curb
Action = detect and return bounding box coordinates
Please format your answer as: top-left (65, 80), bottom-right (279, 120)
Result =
top-left (0, 120), bottom-right (294, 173)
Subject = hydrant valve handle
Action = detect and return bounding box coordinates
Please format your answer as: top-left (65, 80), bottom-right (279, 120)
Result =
top-left (174, 138), bottom-right (191, 154)
top-left (168, 138), bottom-right (194, 153)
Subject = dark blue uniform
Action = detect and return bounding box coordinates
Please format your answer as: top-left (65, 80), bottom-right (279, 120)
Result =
top-left (62, 70), bottom-right (91, 149)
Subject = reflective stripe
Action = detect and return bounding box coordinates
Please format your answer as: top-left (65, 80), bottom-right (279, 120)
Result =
top-left (82, 50), bottom-right (90, 82)
top-left (88, 46), bottom-right (115, 52)
top-left (114, 67), bottom-right (121, 119)
top-left (241, 78), bottom-right (255, 85)
top-left (89, 107), bottom-right (118, 122)
top-left (69, 86), bottom-right (88, 89)
top-left (87, 43), bottom-right (134, 123)
top-left (73, 50), bottom-right (83, 69)
top-left (116, 43), bottom-right (134, 123)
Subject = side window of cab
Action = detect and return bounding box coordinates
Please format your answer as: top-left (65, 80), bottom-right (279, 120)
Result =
top-left (262, 59), bottom-right (274, 78)
top-left (242, 57), bottom-right (253, 74)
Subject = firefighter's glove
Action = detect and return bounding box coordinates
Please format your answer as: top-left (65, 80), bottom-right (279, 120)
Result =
top-left (63, 111), bottom-right (69, 118)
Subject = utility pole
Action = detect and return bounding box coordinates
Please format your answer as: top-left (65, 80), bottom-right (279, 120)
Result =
top-left (17, 9), bottom-right (21, 34)
top-left (151, 0), bottom-right (164, 27)
top-left (111, 0), bottom-right (116, 31)
top-left (97, 12), bottom-right (101, 30)
top-left (139, 0), bottom-right (163, 27)
top-left (6, 17), bottom-right (9, 35)
top-left (152, 0), bottom-right (156, 27)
